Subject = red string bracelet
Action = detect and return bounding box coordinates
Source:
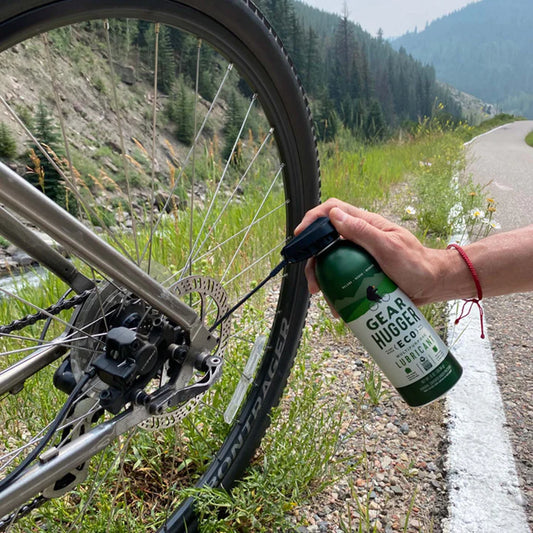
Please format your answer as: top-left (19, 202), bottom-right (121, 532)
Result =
top-left (447, 243), bottom-right (485, 338)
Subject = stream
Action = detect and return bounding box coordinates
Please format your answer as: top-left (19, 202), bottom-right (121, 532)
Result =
top-left (0, 267), bottom-right (45, 300)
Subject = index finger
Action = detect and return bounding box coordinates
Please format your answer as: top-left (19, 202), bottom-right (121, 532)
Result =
top-left (295, 198), bottom-right (392, 235)
top-left (294, 198), bottom-right (355, 234)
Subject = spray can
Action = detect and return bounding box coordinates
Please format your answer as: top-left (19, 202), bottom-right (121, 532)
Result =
top-left (286, 217), bottom-right (462, 407)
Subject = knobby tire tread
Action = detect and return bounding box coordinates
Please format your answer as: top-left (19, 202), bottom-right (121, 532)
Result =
top-left (0, 1), bottom-right (320, 531)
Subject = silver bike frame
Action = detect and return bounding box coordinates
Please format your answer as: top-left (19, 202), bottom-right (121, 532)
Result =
top-left (0, 405), bottom-right (148, 518)
top-left (0, 162), bottom-right (215, 517)
top-left (0, 162), bottom-right (212, 350)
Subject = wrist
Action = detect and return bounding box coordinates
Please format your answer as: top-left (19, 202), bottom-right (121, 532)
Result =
top-left (417, 247), bottom-right (477, 305)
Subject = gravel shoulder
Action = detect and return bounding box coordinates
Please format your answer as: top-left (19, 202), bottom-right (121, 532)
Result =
top-left (290, 297), bottom-right (450, 533)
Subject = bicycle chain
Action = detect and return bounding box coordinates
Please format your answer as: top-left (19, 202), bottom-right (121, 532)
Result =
top-left (0, 289), bottom-right (93, 337)
top-left (0, 495), bottom-right (47, 531)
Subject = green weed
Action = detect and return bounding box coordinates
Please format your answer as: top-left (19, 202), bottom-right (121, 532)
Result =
top-left (526, 130), bottom-right (533, 148)
top-left (363, 361), bottom-right (388, 406)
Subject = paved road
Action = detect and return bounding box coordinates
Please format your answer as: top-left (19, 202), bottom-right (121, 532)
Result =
top-left (465, 120), bottom-right (533, 530)
top-left (466, 120), bottom-right (533, 228)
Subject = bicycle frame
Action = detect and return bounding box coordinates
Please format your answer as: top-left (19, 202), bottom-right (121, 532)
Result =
top-left (0, 162), bottom-right (211, 349)
top-left (0, 404), bottom-right (147, 518)
top-left (0, 161), bottom-right (216, 518)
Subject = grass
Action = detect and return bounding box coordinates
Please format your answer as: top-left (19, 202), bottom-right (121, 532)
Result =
top-left (0, 116), bottom-right (504, 532)
top-left (526, 130), bottom-right (533, 148)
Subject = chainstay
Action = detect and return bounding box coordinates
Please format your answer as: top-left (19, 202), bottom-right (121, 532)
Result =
top-left (0, 288), bottom-right (91, 527)
top-left (0, 495), bottom-right (47, 531)
top-left (0, 289), bottom-right (93, 337)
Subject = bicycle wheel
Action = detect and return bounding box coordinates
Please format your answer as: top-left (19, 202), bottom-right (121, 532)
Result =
top-left (0, 1), bottom-right (319, 531)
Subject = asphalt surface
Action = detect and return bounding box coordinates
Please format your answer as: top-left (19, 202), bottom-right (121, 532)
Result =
top-left (465, 120), bottom-right (533, 530)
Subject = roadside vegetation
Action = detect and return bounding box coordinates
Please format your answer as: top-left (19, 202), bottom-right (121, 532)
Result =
top-left (0, 10), bottom-right (515, 531)
top-left (526, 130), bottom-right (533, 148)
top-left (181, 116), bottom-right (505, 532)
top-left (0, 112), bottom-right (508, 531)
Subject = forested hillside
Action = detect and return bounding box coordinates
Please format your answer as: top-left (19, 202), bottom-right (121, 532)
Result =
top-left (393, 0), bottom-right (533, 118)
top-left (254, 0), bottom-right (461, 140)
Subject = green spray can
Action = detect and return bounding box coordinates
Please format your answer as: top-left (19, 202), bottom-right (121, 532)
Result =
top-left (284, 217), bottom-right (462, 407)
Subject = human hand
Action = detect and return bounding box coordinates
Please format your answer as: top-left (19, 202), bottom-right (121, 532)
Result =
top-left (295, 198), bottom-right (445, 305)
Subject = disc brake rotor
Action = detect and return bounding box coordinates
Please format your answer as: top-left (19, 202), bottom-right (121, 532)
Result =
top-left (140, 275), bottom-right (230, 430)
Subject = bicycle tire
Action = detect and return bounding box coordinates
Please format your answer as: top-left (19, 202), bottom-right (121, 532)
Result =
top-left (0, 1), bottom-right (319, 531)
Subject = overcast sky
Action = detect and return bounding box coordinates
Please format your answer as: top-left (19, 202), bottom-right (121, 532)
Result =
top-left (300, 0), bottom-right (480, 38)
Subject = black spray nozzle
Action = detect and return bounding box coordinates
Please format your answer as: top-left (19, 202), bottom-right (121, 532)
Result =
top-left (212, 217), bottom-right (338, 329)
top-left (281, 216), bottom-right (339, 264)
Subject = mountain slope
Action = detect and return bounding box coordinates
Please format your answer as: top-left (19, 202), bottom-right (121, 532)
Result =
top-left (393, 0), bottom-right (533, 118)
top-left (252, 0), bottom-right (462, 137)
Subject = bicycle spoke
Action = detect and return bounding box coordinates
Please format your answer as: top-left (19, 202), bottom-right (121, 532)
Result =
top-left (0, 3), bottom-right (318, 528)
top-left (42, 34), bottom-right (78, 203)
top-left (181, 113), bottom-right (268, 275)
top-left (104, 19), bottom-right (141, 265)
top-left (221, 164), bottom-right (284, 284)
top-left (146, 23), bottom-right (161, 277)
top-left (188, 202), bottom-right (287, 273)
top-left (139, 61), bottom-right (235, 264)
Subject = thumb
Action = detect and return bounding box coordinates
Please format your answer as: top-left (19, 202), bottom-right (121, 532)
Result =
top-left (329, 207), bottom-right (384, 255)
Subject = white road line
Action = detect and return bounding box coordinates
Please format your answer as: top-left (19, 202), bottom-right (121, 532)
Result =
top-left (444, 311), bottom-right (530, 533)
top-left (443, 124), bottom-right (530, 532)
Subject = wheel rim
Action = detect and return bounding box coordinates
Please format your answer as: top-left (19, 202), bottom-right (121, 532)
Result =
top-left (0, 2), bottom-right (318, 530)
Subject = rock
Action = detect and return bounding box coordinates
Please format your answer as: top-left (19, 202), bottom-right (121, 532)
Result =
top-left (6, 245), bottom-right (37, 267)
top-left (153, 190), bottom-right (186, 212)
top-left (391, 485), bottom-right (403, 495)
top-left (381, 456), bottom-right (393, 468)
top-left (113, 61), bottom-right (136, 85)
top-left (399, 452), bottom-right (409, 462)
top-left (104, 158), bottom-right (119, 173)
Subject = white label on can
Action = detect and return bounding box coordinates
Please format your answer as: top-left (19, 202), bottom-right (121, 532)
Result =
top-left (346, 288), bottom-right (448, 388)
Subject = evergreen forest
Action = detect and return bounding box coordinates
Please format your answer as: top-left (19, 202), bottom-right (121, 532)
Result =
top-left (256, 0), bottom-right (462, 140)
top-left (69, 2), bottom-right (461, 147)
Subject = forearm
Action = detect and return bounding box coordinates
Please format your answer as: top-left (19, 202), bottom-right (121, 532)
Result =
top-left (297, 199), bottom-right (533, 307)
top-left (423, 225), bottom-right (533, 304)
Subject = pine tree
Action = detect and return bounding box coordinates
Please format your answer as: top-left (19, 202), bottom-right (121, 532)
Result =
top-left (223, 91), bottom-right (245, 163)
top-left (288, 6), bottom-right (304, 74)
top-left (109, 19), bottom-right (139, 58)
top-left (26, 100), bottom-right (68, 208)
top-left (329, 14), bottom-right (357, 105)
top-left (196, 43), bottom-right (217, 102)
top-left (365, 99), bottom-right (386, 141)
top-left (304, 27), bottom-right (321, 96)
top-left (174, 77), bottom-right (195, 146)
top-left (143, 24), bottom-right (176, 94)
top-left (353, 99), bottom-right (367, 135)
top-left (157, 25), bottom-right (176, 94)
top-left (0, 122), bottom-right (17, 161)
top-left (315, 100), bottom-right (341, 142)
